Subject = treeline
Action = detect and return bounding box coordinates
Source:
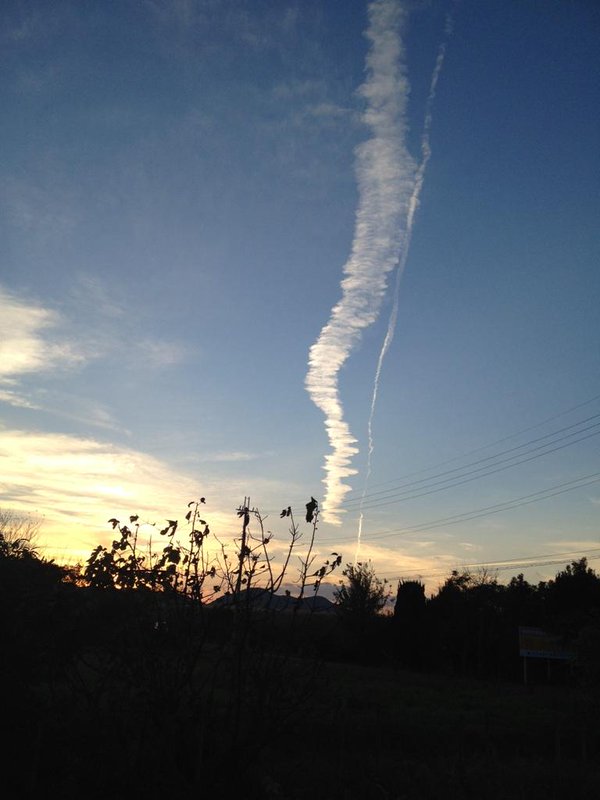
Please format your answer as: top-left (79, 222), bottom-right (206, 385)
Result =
top-left (292, 558), bottom-right (600, 685)
top-left (391, 560), bottom-right (600, 682)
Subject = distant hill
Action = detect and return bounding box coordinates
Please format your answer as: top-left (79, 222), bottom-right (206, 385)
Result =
top-left (208, 587), bottom-right (336, 613)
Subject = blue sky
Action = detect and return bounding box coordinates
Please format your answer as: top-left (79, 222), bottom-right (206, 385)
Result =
top-left (1, 0), bottom-right (599, 592)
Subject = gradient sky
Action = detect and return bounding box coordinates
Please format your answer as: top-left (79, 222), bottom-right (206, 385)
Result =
top-left (1, 0), bottom-right (599, 593)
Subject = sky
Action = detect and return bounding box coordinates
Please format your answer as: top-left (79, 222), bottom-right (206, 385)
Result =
top-left (1, 0), bottom-right (599, 595)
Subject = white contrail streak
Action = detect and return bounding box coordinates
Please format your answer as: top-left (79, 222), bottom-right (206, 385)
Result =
top-left (355, 26), bottom-right (450, 560)
top-left (306, 0), bottom-right (416, 525)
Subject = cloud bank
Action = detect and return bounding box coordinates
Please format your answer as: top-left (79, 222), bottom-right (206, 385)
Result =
top-left (305, 0), bottom-right (416, 524)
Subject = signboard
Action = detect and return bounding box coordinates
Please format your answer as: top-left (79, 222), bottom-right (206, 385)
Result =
top-left (518, 626), bottom-right (574, 661)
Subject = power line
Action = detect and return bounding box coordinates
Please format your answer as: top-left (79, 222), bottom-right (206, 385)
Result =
top-left (340, 426), bottom-right (600, 515)
top-left (340, 412), bottom-right (600, 509)
top-left (346, 390), bottom-right (600, 495)
top-left (267, 392), bottom-right (600, 517)
top-left (377, 546), bottom-right (600, 580)
top-left (382, 555), bottom-right (600, 584)
top-left (317, 470), bottom-right (600, 544)
top-left (359, 471), bottom-right (600, 540)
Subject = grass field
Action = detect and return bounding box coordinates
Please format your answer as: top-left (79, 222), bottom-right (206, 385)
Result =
top-left (255, 659), bottom-right (600, 799)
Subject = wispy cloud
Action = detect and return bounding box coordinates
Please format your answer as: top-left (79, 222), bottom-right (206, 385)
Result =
top-left (458, 541), bottom-right (480, 552)
top-left (306, 0), bottom-right (416, 524)
top-left (145, 0), bottom-right (299, 59)
top-left (307, 102), bottom-right (351, 120)
top-left (0, 389), bottom-right (41, 410)
top-left (0, 280), bottom-right (189, 426)
top-left (203, 451), bottom-right (258, 463)
top-left (271, 79), bottom-right (327, 101)
top-left (0, 286), bottom-right (85, 382)
top-left (135, 338), bottom-right (187, 368)
top-left (33, 392), bottom-right (130, 434)
top-left (68, 274), bottom-right (126, 321)
top-left (285, 101), bottom-right (359, 135)
top-left (64, 274), bottom-right (188, 369)
top-left (544, 539), bottom-right (600, 552)
top-left (0, 428), bottom-right (229, 559)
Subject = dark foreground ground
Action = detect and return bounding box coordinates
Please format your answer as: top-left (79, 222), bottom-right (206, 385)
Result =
top-left (276, 659), bottom-right (599, 800)
top-left (2, 555), bottom-right (600, 800)
top-left (3, 596), bottom-right (599, 799)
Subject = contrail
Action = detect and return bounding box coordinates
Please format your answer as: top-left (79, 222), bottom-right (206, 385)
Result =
top-left (306, 0), bottom-right (416, 525)
top-left (355, 22), bottom-right (451, 560)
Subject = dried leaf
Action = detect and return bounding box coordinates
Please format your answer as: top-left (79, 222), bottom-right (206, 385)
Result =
top-left (305, 497), bottom-right (318, 523)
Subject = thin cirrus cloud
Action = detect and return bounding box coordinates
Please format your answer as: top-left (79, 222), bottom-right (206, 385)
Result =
top-left (66, 275), bottom-right (188, 369)
top-left (305, 0), bottom-right (416, 525)
top-left (0, 281), bottom-right (186, 394)
top-left (0, 285), bottom-right (85, 383)
top-left (204, 451), bottom-right (258, 463)
top-left (0, 389), bottom-right (41, 410)
top-left (135, 338), bottom-right (187, 368)
top-left (0, 427), bottom-right (229, 559)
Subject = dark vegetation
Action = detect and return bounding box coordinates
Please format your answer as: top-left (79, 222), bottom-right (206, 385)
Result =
top-left (1, 502), bottom-right (600, 799)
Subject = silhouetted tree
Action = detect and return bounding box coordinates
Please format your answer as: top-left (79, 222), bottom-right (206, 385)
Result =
top-left (0, 508), bottom-right (42, 559)
top-left (334, 561), bottom-right (389, 618)
top-left (428, 570), bottom-right (506, 676)
top-left (544, 558), bottom-right (600, 639)
top-left (394, 579), bottom-right (426, 668)
top-left (505, 573), bottom-right (538, 621)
